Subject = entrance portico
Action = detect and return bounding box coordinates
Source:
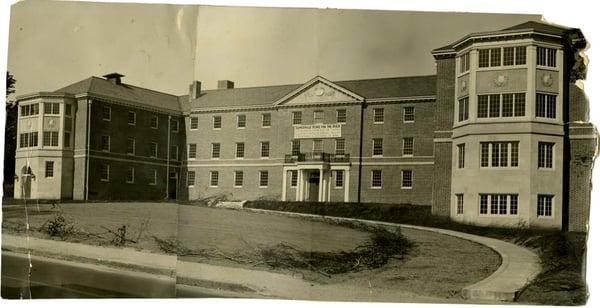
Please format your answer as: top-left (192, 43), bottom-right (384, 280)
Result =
top-left (281, 163), bottom-right (350, 203)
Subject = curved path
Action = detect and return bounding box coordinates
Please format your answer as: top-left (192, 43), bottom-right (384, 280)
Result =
top-left (244, 208), bottom-right (542, 301)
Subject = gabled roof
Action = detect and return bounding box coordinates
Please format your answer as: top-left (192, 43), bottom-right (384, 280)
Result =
top-left (273, 75), bottom-right (364, 106)
top-left (55, 76), bottom-right (181, 112)
top-left (190, 75), bottom-right (436, 109)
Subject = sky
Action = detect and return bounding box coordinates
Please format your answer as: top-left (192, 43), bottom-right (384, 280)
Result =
top-left (8, 1), bottom-right (540, 97)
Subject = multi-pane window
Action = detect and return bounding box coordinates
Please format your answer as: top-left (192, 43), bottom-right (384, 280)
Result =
top-left (478, 48), bottom-right (501, 68)
top-left (64, 132), bottom-right (71, 148)
top-left (127, 111), bottom-right (136, 125)
top-left (456, 194), bottom-right (464, 215)
top-left (43, 131), bottom-right (59, 147)
top-left (403, 138), bottom-right (414, 156)
top-left (537, 195), bottom-right (553, 217)
top-left (404, 106), bottom-right (415, 122)
top-left (457, 144), bottom-right (465, 168)
top-left (335, 139), bottom-right (345, 155)
top-left (212, 143), bottom-right (221, 158)
top-left (480, 142), bottom-right (519, 167)
top-left (170, 145), bottom-right (179, 160)
top-left (335, 171), bottom-right (344, 188)
top-left (101, 135), bottom-right (110, 152)
top-left (373, 108), bottom-right (384, 123)
top-left (291, 140), bottom-right (301, 156)
top-left (457, 97), bottom-right (469, 122)
top-left (210, 171), bottom-right (219, 187)
top-left (150, 116), bottom-right (158, 129)
top-left (537, 47), bottom-right (557, 67)
top-left (262, 113), bottom-right (271, 127)
top-left (259, 171), bottom-right (269, 187)
top-left (19, 132), bottom-right (38, 148)
top-left (260, 141), bottom-right (270, 158)
top-left (126, 137), bottom-right (135, 155)
top-left (290, 170), bottom-right (298, 187)
top-left (188, 144), bottom-right (197, 159)
top-left (237, 114), bottom-right (246, 128)
top-left (20, 103), bottom-right (39, 117)
top-left (313, 110), bottom-right (324, 124)
top-left (213, 116), bottom-right (222, 129)
top-left (102, 106), bottom-right (111, 121)
top-left (371, 170), bottom-right (382, 188)
top-left (478, 93), bottom-right (525, 118)
top-left (150, 142), bottom-right (158, 158)
top-left (336, 109), bottom-right (347, 123)
top-left (479, 194), bottom-right (519, 215)
top-left (170, 119), bottom-right (179, 132)
top-left (235, 143), bottom-right (245, 158)
top-left (190, 117), bottom-right (198, 130)
top-left (150, 169), bottom-right (157, 185)
top-left (503, 46), bottom-right (527, 66)
top-left (535, 93), bottom-right (557, 118)
top-left (459, 53), bottom-right (470, 73)
top-left (313, 139), bottom-right (323, 153)
top-left (45, 161), bottom-right (54, 178)
top-left (100, 164), bottom-right (110, 182)
top-left (292, 111), bottom-right (302, 125)
top-left (234, 171), bottom-right (244, 187)
top-left (187, 171), bottom-right (196, 186)
top-left (372, 138), bottom-right (383, 156)
top-left (126, 167), bottom-right (135, 183)
top-left (44, 103), bottom-right (60, 115)
top-left (538, 142), bottom-right (554, 169)
top-left (401, 170), bottom-right (413, 188)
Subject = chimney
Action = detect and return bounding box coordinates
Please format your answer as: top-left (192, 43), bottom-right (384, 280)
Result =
top-left (217, 80), bottom-right (234, 89)
top-left (189, 81), bottom-right (202, 102)
top-left (103, 72), bottom-right (124, 85)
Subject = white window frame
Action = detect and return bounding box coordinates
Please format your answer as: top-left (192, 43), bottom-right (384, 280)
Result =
top-left (127, 137), bottom-right (136, 156)
top-left (234, 171), bottom-right (244, 188)
top-left (150, 142), bottom-right (158, 158)
top-left (126, 167), bottom-right (135, 184)
top-left (334, 170), bottom-right (344, 189)
top-left (188, 143), bottom-right (197, 160)
top-left (101, 135), bottom-right (111, 152)
top-left (402, 137), bottom-right (414, 156)
top-left (313, 110), bottom-right (324, 124)
top-left (235, 142), bottom-right (245, 159)
top-left (371, 170), bottom-right (382, 189)
top-left (290, 170), bottom-right (298, 188)
top-left (190, 117), bottom-right (199, 130)
top-left (336, 109), bottom-right (347, 124)
top-left (401, 170), bottom-right (413, 189)
top-left (262, 113), bottom-right (271, 127)
top-left (102, 106), bottom-right (111, 121)
top-left (150, 115), bottom-right (159, 129)
top-left (237, 114), bottom-right (246, 129)
top-left (292, 111), bottom-right (302, 125)
top-left (456, 194), bottom-right (464, 215)
top-left (537, 194), bottom-right (554, 217)
top-left (209, 171), bottom-right (219, 187)
top-left (373, 108), bottom-right (384, 124)
top-left (212, 143), bottom-right (221, 159)
top-left (187, 171), bottom-right (196, 187)
top-left (128, 111), bottom-right (136, 126)
top-left (213, 115), bottom-right (222, 129)
top-left (100, 164), bottom-right (110, 182)
top-left (372, 138), bottom-right (383, 157)
top-left (150, 169), bottom-right (157, 186)
top-left (260, 141), bottom-right (270, 158)
top-left (457, 143), bottom-right (465, 169)
top-left (259, 170), bottom-right (269, 188)
top-left (538, 142), bottom-right (554, 169)
top-left (45, 161), bottom-right (54, 178)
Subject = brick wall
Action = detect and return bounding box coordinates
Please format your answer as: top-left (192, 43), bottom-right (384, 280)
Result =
top-left (431, 55), bottom-right (455, 216)
top-left (568, 136), bottom-right (597, 232)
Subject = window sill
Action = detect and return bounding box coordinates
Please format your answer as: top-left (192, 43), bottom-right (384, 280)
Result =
top-left (100, 179), bottom-right (109, 182)
top-left (102, 119), bottom-right (111, 122)
top-left (403, 120), bottom-right (415, 124)
top-left (401, 187), bottom-right (413, 190)
top-left (234, 185), bottom-right (243, 188)
top-left (259, 186), bottom-right (268, 189)
top-left (370, 186), bottom-right (382, 189)
top-left (373, 122), bottom-right (384, 125)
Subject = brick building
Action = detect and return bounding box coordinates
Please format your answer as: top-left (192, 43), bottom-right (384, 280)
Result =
top-left (12, 21), bottom-right (595, 231)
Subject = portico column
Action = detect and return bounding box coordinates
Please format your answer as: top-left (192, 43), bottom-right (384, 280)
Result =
top-left (344, 168), bottom-right (350, 202)
top-left (296, 170), bottom-right (302, 201)
top-left (326, 171), bottom-right (332, 202)
top-left (318, 168), bottom-right (324, 201)
top-left (281, 169), bottom-right (287, 201)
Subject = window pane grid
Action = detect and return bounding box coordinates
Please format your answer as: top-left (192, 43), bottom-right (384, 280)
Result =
top-left (371, 170), bottom-right (382, 188)
top-left (234, 171), bottom-right (244, 187)
top-left (335, 139), bottom-right (345, 155)
top-left (212, 143), bottom-right (220, 158)
top-left (237, 115), bottom-right (246, 128)
top-left (335, 171), bottom-right (344, 188)
top-left (210, 171), bottom-right (219, 187)
top-left (262, 113), bottom-right (271, 127)
top-left (404, 107), bottom-right (415, 122)
top-left (456, 194), bottom-right (464, 214)
top-left (373, 108), bottom-right (384, 123)
top-left (373, 138), bottom-right (383, 156)
top-left (236, 143), bottom-right (245, 158)
top-left (259, 171), bottom-right (269, 187)
top-left (480, 194), bottom-right (519, 216)
top-left (261, 142), bottom-right (270, 158)
top-left (401, 170), bottom-right (412, 188)
top-left (403, 138), bottom-right (414, 156)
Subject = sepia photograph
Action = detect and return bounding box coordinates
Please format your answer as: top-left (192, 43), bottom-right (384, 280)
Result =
top-left (1, 0), bottom-right (598, 306)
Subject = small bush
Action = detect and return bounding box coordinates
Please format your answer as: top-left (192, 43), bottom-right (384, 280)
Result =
top-left (43, 213), bottom-right (75, 239)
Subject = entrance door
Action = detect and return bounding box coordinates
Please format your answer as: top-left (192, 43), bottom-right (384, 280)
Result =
top-left (21, 166), bottom-right (32, 199)
top-left (308, 171), bottom-right (320, 201)
top-left (168, 172), bottom-right (177, 199)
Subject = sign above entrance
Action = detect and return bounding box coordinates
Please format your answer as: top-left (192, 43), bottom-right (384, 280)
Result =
top-left (294, 124), bottom-right (342, 139)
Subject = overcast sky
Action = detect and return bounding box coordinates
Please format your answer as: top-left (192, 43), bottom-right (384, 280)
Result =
top-left (8, 1), bottom-right (540, 97)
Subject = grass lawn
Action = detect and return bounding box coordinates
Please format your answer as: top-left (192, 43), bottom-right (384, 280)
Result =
top-left (245, 200), bottom-right (588, 305)
top-left (2, 202), bottom-right (502, 301)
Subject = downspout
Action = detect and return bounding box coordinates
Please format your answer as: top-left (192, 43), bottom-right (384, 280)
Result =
top-left (357, 100), bottom-right (366, 203)
top-left (166, 114), bottom-right (171, 199)
top-left (85, 99), bottom-right (91, 200)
